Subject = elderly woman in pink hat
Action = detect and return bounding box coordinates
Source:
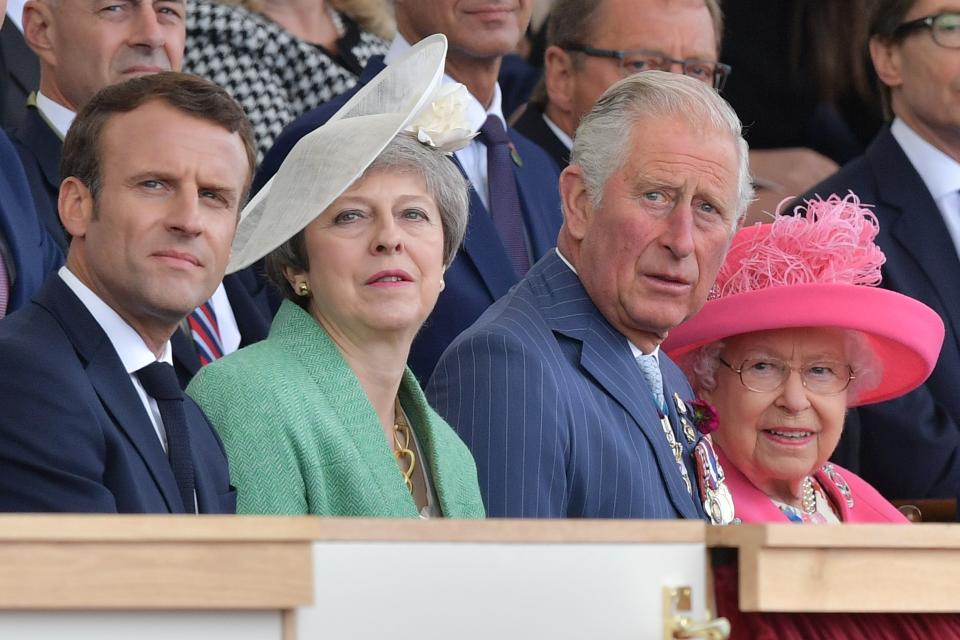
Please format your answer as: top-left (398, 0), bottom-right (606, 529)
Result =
top-left (663, 194), bottom-right (944, 524)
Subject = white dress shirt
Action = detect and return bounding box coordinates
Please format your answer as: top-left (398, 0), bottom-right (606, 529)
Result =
top-left (543, 111), bottom-right (573, 151)
top-left (5, 0), bottom-right (25, 33)
top-left (384, 34), bottom-right (508, 212)
top-left (35, 91), bottom-right (75, 140)
top-left (891, 118), bottom-right (960, 259)
top-left (59, 266), bottom-right (174, 451)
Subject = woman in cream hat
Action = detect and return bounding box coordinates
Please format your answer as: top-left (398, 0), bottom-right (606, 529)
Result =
top-left (187, 35), bottom-right (484, 518)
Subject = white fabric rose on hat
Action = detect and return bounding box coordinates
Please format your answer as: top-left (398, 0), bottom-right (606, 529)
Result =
top-left (404, 83), bottom-right (477, 154)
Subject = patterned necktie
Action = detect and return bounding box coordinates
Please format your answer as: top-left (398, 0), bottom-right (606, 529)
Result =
top-left (0, 253), bottom-right (8, 320)
top-left (188, 300), bottom-right (223, 366)
top-left (478, 115), bottom-right (530, 277)
top-left (637, 353), bottom-right (666, 412)
top-left (136, 362), bottom-right (196, 513)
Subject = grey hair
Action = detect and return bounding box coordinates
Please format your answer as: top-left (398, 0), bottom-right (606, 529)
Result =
top-left (265, 134), bottom-right (469, 308)
top-left (570, 70), bottom-right (754, 226)
top-left (680, 329), bottom-right (883, 407)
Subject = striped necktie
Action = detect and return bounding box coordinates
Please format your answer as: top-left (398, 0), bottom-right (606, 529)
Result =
top-left (187, 300), bottom-right (223, 366)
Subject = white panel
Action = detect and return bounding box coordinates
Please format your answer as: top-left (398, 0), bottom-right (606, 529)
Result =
top-left (304, 541), bottom-right (706, 639)
top-left (0, 611), bottom-right (282, 640)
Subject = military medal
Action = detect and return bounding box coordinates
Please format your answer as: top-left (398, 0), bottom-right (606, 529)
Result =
top-left (660, 413), bottom-right (693, 496)
top-left (693, 437), bottom-right (735, 525)
top-left (674, 393), bottom-right (698, 444)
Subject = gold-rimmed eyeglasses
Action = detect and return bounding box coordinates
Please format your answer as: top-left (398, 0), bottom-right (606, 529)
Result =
top-left (561, 43), bottom-right (732, 91)
top-left (718, 356), bottom-right (855, 395)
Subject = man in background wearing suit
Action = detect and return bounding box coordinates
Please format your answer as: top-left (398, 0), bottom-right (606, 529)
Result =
top-left (11, 0), bottom-right (270, 385)
top-left (0, 73), bottom-right (250, 513)
top-left (1, 0), bottom-right (40, 129)
top-left (256, 0), bottom-right (564, 382)
top-left (802, 0), bottom-right (960, 509)
top-left (428, 72), bottom-right (752, 518)
top-left (0, 0), bottom-right (59, 317)
top-left (513, 0), bottom-right (724, 171)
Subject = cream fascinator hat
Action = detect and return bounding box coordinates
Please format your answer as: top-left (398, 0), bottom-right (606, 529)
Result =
top-left (227, 34), bottom-right (475, 273)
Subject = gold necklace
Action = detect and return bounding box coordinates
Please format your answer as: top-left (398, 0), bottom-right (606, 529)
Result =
top-left (393, 399), bottom-right (417, 495)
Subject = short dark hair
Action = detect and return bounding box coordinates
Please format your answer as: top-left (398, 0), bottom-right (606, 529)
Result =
top-left (531, 0), bottom-right (724, 106)
top-left (61, 72), bottom-right (256, 202)
top-left (869, 0), bottom-right (918, 119)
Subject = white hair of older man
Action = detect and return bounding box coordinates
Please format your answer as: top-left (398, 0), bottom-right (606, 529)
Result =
top-left (571, 70), bottom-right (754, 226)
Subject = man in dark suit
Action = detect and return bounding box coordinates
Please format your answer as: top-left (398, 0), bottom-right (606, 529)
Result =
top-left (801, 0), bottom-right (960, 507)
top-left (428, 72), bottom-right (753, 518)
top-left (0, 73), bottom-right (254, 513)
top-left (0, 0), bottom-right (40, 129)
top-left (0, 0), bottom-right (58, 314)
top-left (513, 0), bottom-right (724, 171)
top-left (256, 0), bottom-right (563, 382)
top-left (11, 0), bottom-right (270, 383)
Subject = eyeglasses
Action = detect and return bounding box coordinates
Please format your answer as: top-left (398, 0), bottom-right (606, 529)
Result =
top-left (893, 12), bottom-right (960, 48)
top-left (718, 356), bottom-right (855, 395)
top-left (561, 43), bottom-right (732, 91)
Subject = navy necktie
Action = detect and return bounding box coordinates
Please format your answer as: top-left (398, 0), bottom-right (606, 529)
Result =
top-left (136, 362), bottom-right (196, 513)
top-left (479, 115), bottom-right (530, 276)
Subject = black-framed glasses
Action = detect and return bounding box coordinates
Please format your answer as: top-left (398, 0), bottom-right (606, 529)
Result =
top-left (893, 12), bottom-right (960, 48)
top-left (718, 356), bottom-right (855, 395)
top-left (562, 43), bottom-right (731, 91)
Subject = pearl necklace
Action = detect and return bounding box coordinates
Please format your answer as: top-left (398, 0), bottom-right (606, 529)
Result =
top-left (801, 476), bottom-right (817, 515)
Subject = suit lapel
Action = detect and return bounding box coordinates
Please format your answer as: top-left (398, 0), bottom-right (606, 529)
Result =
top-left (34, 278), bottom-right (182, 512)
top-left (20, 105), bottom-right (62, 191)
top-left (871, 130), bottom-right (960, 354)
top-left (1, 22), bottom-right (39, 111)
top-left (538, 254), bottom-right (701, 518)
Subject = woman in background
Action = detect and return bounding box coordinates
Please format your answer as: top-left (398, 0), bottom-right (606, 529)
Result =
top-left (184, 0), bottom-right (391, 159)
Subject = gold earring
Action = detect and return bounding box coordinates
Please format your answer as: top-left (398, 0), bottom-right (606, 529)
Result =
top-left (297, 281), bottom-right (310, 296)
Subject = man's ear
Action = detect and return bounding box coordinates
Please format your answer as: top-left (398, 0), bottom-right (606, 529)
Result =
top-left (58, 177), bottom-right (94, 239)
top-left (543, 45), bottom-right (577, 117)
top-left (869, 36), bottom-right (903, 91)
top-left (559, 164), bottom-right (592, 240)
top-left (22, 0), bottom-right (58, 67)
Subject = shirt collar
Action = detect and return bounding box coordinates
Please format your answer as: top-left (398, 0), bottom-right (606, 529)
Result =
top-left (543, 112), bottom-right (573, 151)
top-left (58, 266), bottom-right (173, 373)
top-left (383, 33), bottom-right (506, 132)
top-left (554, 248), bottom-right (660, 361)
top-left (891, 118), bottom-right (960, 201)
top-left (36, 91), bottom-right (76, 139)
top-left (5, 0), bottom-right (26, 32)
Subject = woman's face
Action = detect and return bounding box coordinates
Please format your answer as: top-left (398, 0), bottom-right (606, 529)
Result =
top-left (288, 169), bottom-right (445, 343)
top-left (700, 327), bottom-right (849, 500)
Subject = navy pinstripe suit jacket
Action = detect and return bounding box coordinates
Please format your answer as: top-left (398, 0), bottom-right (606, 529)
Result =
top-left (428, 251), bottom-right (707, 519)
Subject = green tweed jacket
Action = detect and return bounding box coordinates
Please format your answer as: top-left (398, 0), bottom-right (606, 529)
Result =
top-left (186, 301), bottom-right (485, 518)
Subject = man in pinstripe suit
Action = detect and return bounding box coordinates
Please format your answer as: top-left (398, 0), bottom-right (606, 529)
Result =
top-left (428, 71), bottom-right (753, 518)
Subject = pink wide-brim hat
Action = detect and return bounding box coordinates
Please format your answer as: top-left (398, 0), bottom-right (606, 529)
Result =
top-left (662, 194), bottom-right (945, 407)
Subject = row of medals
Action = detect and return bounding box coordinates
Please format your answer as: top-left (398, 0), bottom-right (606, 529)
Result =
top-left (666, 393), bottom-right (736, 525)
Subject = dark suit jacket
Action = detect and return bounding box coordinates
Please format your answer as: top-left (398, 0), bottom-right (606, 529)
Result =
top-left (256, 56), bottom-right (564, 381)
top-left (0, 128), bottom-right (62, 312)
top-left (0, 21), bottom-right (39, 130)
top-left (11, 109), bottom-right (273, 384)
top-left (0, 275), bottom-right (236, 512)
top-left (802, 125), bottom-right (960, 504)
top-left (512, 101), bottom-right (569, 171)
top-left (10, 104), bottom-right (65, 250)
top-left (427, 251), bottom-right (707, 519)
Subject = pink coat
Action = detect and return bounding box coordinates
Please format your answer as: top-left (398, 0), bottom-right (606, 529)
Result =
top-left (716, 446), bottom-right (908, 523)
